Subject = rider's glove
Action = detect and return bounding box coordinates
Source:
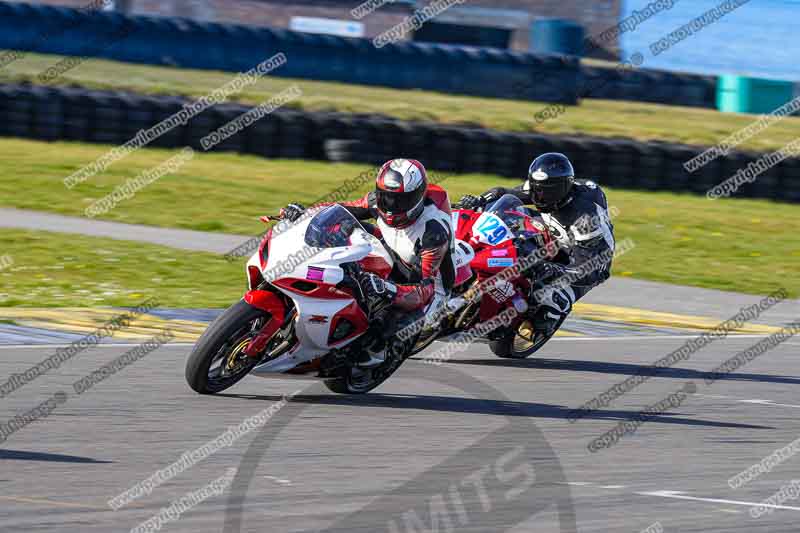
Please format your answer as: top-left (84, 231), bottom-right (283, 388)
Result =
top-left (280, 203), bottom-right (306, 223)
top-left (458, 194), bottom-right (485, 210)
top-left (481, 188), bottom-right (504, 205)
top-left (357, 272), bottom-right (396, 313)
top-left (534, 261), bottom-right (569, 282)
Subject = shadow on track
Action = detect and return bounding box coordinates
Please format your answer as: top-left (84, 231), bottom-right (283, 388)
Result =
top-left (435, 357), bottom-right (800, 385)
top-left (0, 449), bottom-right (112, 463)
top-left (215, 392), bottom-right (772, 430)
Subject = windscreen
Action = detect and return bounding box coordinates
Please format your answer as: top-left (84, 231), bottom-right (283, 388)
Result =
top-left (485, 194), bottom-right (530, 235)
top-left (304, 204), bottom-right (361, 249)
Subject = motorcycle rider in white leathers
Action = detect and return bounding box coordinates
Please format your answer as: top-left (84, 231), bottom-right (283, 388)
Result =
top-left (281, 159), bottom-right (455, 365)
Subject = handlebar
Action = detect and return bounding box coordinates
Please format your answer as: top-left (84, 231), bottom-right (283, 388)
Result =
top-left (259, 214), bottom-right (284, 224)
top-left (451, 203), bottom-right (483, 212)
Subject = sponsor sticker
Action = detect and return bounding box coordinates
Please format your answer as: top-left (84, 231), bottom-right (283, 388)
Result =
top-left (487, 258), bottom-right (514, 268)
top-left (306, 266), bottom-right (325, 281)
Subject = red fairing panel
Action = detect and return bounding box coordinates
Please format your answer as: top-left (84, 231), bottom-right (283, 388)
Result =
top-left (328, 300), bottom-right (370, 346)
top-left (473, 242), bottom-right (518, 275)
top-left (243, 290), bottom-right (287, 357)
top-left (273, 278), bottom-right (354, 300)
top-left (453, 210), bottom-right (481, 242)
top-left (244, 290), bottom-right (286, 319)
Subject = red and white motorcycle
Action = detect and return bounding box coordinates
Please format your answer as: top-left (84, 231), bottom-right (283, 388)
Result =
top-left (186, 204), bottom-right (420, 395)
top-left (185, 196), bottom-right (557, 395)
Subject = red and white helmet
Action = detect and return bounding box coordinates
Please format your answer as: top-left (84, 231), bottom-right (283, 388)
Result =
top-left (375, 159), bottom-right (428, 228)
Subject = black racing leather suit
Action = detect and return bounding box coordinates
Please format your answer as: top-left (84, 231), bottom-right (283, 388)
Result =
top-left (482, 179), bottom-right (615, 312)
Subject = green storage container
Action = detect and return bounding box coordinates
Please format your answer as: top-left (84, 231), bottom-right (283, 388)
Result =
top-left (717, 75), bottom-right (795, 114)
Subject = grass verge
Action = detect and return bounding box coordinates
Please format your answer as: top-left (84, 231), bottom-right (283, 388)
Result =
top-left (2, 50), bottom-right (800, 151)
top-left (1, 138), bottom-right (799, 299)
top-left (0, 230), bottom-right (243, 308)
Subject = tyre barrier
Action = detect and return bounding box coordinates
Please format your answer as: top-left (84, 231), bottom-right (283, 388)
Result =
top-left (0, 1), bottom-right (580, 105)
top-left (581, 66), bottom-right (717, 108)
top-left (0, 1), bottom-right (717, 109)
top-left (0, 82), bottom-right (796, 202)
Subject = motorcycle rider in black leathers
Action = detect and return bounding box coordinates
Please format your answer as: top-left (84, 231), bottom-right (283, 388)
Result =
top-left (459, 153), bottom-right (615, 336)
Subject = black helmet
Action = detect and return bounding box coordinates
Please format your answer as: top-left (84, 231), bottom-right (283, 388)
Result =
top-left (526, 153), bottom-right (575, 212)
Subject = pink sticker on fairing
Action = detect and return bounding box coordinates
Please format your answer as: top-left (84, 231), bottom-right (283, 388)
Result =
top-left (306, 266), bottom-right (325, 281)
top-left (491, 249), bottom-right (509, 256)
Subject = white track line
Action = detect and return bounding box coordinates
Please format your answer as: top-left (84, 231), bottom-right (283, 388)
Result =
top-left (739, 399), bottom-right (800, 409)
top-left (694, 394), bottom-right (800, 409)
top-left (638, 490), bottom-right (800, 512)
top-left (549, 482), bottom-right (800, 514)
top-left (264, 476), bottom-right (293, 485)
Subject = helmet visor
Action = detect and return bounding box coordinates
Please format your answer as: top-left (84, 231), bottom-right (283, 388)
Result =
top-left (376, 189), bottom-right (423, 214)
top-left (532, 179), bottom-right (571, 210)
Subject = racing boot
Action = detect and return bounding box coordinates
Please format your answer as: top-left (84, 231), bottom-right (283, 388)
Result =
top-left (355, 336), bottom-right (388, 369)
top-left (532, 305), bottom-right (566, 337)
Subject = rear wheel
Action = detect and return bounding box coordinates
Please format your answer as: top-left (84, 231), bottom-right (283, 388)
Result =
top-left (490, 316), bottom-right (565, 359)
top-left (185, 300), bottom-right (272, 394)
top-left (324, 345), bottom-right (407, 394)
top-left (324, 365), bottom-right (397, 394)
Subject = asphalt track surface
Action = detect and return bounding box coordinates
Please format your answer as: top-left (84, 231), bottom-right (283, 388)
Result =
top-left (3, 208), bottom-right (800, 532)
top-left (3, 328), bottom-right (800, 532)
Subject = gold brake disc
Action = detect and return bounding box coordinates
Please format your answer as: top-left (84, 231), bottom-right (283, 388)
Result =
top-left (226, 338), bottom-right (251, 370)
top-left (518, 320), bottom-right (535, 342)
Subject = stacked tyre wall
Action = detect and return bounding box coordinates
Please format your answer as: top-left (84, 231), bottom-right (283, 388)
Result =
top-left (580, 65), bottom-right (716, 108)
top-left (0, 1), bottom-right (716, 108)
top-left (1, 83), bottom-right (797, 202)
top-left (0, 1), bottom-right (580, 105)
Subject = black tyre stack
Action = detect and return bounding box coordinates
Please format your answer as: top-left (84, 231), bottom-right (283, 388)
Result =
top-left (0, 82), bottom-right (796, 203)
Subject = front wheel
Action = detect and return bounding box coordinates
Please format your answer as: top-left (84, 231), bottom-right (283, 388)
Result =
top-left (185, 299), bottom-right (271, 394)
top-left (490, 316), bottom-right (566, 359)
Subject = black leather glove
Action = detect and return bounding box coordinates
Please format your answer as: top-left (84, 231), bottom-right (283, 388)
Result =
top-left (534, 261), bottom-right (569, 282)
top-left (481, 188), bottom-right (504, 205)
top-left (280, 203), bottom-right (305, 222)
top-left (357, 272), bottom-right (396, 313)
top-left (458, 194), bottom-right (485, 210)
